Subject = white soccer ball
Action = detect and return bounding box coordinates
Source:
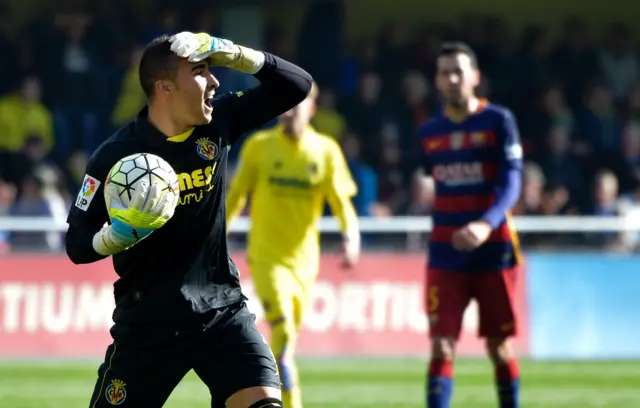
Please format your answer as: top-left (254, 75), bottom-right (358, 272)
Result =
top-left (104, 153), bottom-right (180, 212)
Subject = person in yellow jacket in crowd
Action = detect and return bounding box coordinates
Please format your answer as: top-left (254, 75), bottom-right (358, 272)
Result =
top-left (111, 47), bottom-right (146, 127)
top-left (0, 76), bottom-right (54, 154)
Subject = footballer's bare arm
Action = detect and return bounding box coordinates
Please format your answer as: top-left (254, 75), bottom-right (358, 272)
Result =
top-left (212, 53), bottom-right (313, 144)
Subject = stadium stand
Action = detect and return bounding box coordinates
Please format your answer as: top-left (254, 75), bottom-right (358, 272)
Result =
top-left (1, 5), bottom-right (640, 252)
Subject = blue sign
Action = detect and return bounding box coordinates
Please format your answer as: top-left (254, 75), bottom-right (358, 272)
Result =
top-left (527, 254), bottom-right (640, 359)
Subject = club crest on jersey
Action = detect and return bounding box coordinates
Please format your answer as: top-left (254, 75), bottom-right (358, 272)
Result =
top-left (105, 379), bottom-right (127, 405)
top-left (450, 132), bottom-right (464, 149)
top-left (195, 137), bottom-right (218, 160)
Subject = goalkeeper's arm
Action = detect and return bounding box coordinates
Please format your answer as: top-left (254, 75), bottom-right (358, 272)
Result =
top-left (211, 53), bottom-right (313, 144)
top-left (66, 225), bottom-right (108, 265)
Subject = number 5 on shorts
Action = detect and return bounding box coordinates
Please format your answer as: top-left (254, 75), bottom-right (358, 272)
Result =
top-left (428, 286), bottom-right (439, 313)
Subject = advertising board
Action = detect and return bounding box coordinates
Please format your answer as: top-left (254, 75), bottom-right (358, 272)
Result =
top-left (0, 254), bottom-right (529, 358)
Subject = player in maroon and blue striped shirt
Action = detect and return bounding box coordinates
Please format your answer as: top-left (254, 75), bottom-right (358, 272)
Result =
top-left (418, 42), bottom-right (523, 408)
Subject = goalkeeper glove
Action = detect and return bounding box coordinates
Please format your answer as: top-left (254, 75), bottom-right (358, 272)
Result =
top-left (168, 32), bottom-right (265, 75)
top-left (92, 180), bottom-right (177, 256)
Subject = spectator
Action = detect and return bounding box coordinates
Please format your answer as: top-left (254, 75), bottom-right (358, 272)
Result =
top-left (340, 71), bottom-right (386, 163)
top-left (587, 170), bottom-right (624, 248)
top-left (395, 71), bottom-right (433, 154)
top-left (599, 23), bottom-right (639, 101)
top-left (0, 179), bottom-right (17, 254)
top-left (51, 14), bottom-right (99, 157)
top-left (537, 125), bottom-right (586, 208)
top-left (4, 136), bottom-right (61, 197)
top-left (407, 172), bottom-right (434, 216)
top-left (111, 46), bottom-right (146, 128)
top-left (376, 133), bottom-right (409, 215)
top-left (342, 133), bottom-right (378, 216)
top-left (0, 2), bottom-right (17, 95)
top-left (577, 81), bottom-right (621, 155)
top-left (480, 17), bottom-right (517, 104)
top-left (550, 18), bottom-right (601, 109)
top-left (297, 0), bottom-right (343, 89)
top-left (623, 82), bottom-right (640, 123)
top-left (608, 122), bottom-right (640, 192)
top-left (513, 162), bottom-right (547, 246)
top-left (514, 26), bottom-right (553, 101)
top-left (376, 21), bottom-right (412, 104)
top-left (541, 84), bottom-right (576, 132)
top-left (312, 88), bottom-right (347, 141)
top-left (514, 162), bottom-right (546, 216)
top-left (413, 29), bottom-right (442, 80)
top-left (10, 175), bottom-right (54, 251)
top-left (146, 9), bottom-right (181, 41)
top-left (66, 150), bottom-right (89, 197)
top-left (618, 182), bottom-right (640, 251)
top-left (0, 75), bottom-right (54, 154)
top-left (339, 38), bottom-right (380, 95)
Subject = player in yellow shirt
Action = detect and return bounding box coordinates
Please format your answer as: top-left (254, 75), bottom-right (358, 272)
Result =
top-left (227, 84), bottom-right (360, 408)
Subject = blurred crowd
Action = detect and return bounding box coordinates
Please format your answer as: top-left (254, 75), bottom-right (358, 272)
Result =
top-left (1, 3), bottom-right (640, 252)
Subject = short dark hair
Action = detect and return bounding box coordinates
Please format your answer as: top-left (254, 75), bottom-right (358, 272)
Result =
top-left (138, 35), bottom-right (180, 99)
top-left (438, 42), bottom-right (478, 69)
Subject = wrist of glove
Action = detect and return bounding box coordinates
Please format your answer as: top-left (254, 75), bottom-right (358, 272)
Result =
top-left (169, 32), bottom-right (265, 74)
top-left (92, 225), bottom-right (136, 256)
top-left (93, 181), bottom-right (176, 256)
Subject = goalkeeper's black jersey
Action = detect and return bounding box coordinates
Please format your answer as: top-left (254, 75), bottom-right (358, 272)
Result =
top-left (65, 53), bottom-right (312, 325)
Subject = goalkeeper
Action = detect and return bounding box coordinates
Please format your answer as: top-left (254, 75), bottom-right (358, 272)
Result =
top-left (65, 31), bottom-right (312, 408)
top-left (227, 84), bottom-right (360, 408)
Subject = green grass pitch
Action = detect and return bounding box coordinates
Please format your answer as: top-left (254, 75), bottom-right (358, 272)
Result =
top-left (0, 358), bottom-right (638, 407)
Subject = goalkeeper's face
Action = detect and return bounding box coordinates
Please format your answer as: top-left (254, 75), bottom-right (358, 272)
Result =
top-left (436, 53), bottom-right (479, 107)
top-left (172, 59), bottom-right (219, 125)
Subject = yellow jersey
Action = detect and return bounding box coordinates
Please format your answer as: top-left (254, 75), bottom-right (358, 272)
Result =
top-left (227, 125), bottom-right (358, 268)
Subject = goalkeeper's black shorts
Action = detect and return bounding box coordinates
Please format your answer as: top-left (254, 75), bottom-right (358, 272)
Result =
top-left (88, 301), bottom-right (280, 408)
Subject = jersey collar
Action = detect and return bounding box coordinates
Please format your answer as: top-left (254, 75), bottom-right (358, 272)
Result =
top-left (134, 107), bottom-right (170, 147)
top-left (444, 98), bottom-right (488, 123)
top-left (275, 124), bottom-right (316, 145)
top-left (135, 107), bottom-right (196, 147)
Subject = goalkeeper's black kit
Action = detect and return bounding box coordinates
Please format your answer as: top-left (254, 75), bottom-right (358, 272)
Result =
top-left (65, 54), bottom-right (312, 408)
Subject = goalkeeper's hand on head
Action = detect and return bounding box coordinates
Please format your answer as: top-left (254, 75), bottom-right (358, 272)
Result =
top-left (168, 31), bottom-right (265, 74)
top-left (92, 180), bottom-right (176, 256)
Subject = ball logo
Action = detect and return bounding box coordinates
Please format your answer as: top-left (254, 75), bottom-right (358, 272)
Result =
top-left (75, 174), bottom-right (101, 211)
top-left (195, 137), bottom-right (218, 161)
top-left (105, 378), bottom-right (127, 405)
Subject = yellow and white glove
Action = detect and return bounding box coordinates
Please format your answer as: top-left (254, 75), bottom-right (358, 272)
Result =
top-left (93, 180), bottom-right (177, 256)
top-left (168, 32), bottom-right (265, 75)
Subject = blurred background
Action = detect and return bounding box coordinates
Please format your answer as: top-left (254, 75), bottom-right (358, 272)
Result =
top-left (0, 1), bottom-right (640, 407)
top-left (2, 0), bottom-right (640, 253)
